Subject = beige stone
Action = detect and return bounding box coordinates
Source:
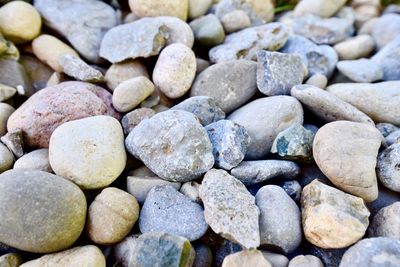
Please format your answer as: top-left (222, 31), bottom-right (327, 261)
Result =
top-left (334, 35), bottom-right (375, 60)
top-left (0, 142), bottom-right (13, 173)
top-left (305, 74), bottom-right (328, 89)
top-left (14, 148), bottom-right (52, 172)
top-left (222, 250), bottom-right (272, 267)
top-left (0, 83), bottom-right (16, 102)
top-left (288, 255), bottom-right (324, 267)
top-left (0, 253), bottom-right (22, 267)
top-left (294, 0), bottom-right (346, 18)
top-left (221, 10), bottom-right (251, 33)
top-left (105, 60), bottom-right (148, 91)
top-left (0, 103), bottom-right (14, 136)
top-left (301, 180), bottom-right (370, 249)
top-left (369, 202), bottom-right (400, 239)
top-left (129, 0), bottom-right (188, 21)
top-left (189, 0), bottom-right (212, 19)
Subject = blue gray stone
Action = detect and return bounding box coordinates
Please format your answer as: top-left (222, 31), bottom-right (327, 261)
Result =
top-left (279, 180), bottom-right (302, 202)
top-left (371, 13), bottom-right (400, 49)
top-left (376, 123), bottom-right (398, 137)
top-left (337, 59), bottom-right (383, 83)
top-left (189, 14), bottom-right (225, 46)
top-left (372, 36), bottom-right (400, 81)
top-left (377, 143), bottom-right (400, 192)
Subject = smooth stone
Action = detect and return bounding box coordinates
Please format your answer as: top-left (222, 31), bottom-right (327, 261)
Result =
top-left (0, 170), bottom-right (87, 253)
top-left (0, 84), bottom-right (16, 102)
top-left (0, 103), bottom-right (14, 136)
top-left (313, 121), bottom-right (381, 202)
top-left (190, 60), bottom-right (257, 113)
top-left (386, 130), bottom-right (400, 146)
top-left (302, 180), bottom-right (370, 249)
top-left (180, 181), bottom-right (201, 203)
top-left (139, 185), bottom-right (208, 241)
top-left (293, 0), bottom-right (346, 17)
top-left (7, 81), bottom-right (119, 148)
top-left (256, 185), bottom-right (302, 254)
top-left (19, 55), bottom-right (53, 91)
top-left (358, 17), bottom-right (379, 35)
top-left (199, 169), bottom-right (260, 249)
top-left (377, 144), bottom-right (400, 192)
top-left (100, 17), bottom-right (194, 63)
top-left (0, 253), bottom-right (22, 267)
top-left (88, 187), bottom-right (139, 245)
top-left (222, 250), bottom-right (272, 267)
top-left (1, 129), bottom-right (23, 158)
top-left (326, 81), bottom-right (400, 125)
top-left (261, 251), bottom-right (289, 267)
top-left (369, 202), bottom-right (400, 239)
top-left (257, 51), bottom-right (307, 96)
top-left (288, 255), bottom-right (324, 267)
top-left (193, 244), bottom-right (212, 267)
top-left (0, 32), bottom-right (19, 61)
top-left (0, 143), bottom-right (13, 173)
top-left (112, 77), bottom-right (155, 113)
top-left (339, 237), bottom-right (400, 267)
top-left (205, 120), bottom-right (250, 170)
top-left (228, 96), bottom-right (303, 159)
top-left (171, 96), bottom-right (225, 126)
top-left (189, 0), bottom-right (212, 19)
top-left (337, 59), bottom-right (383, 82)
top-left (279, 180), bottom-right (302, 202)
top-left (280, 35), bottom-right (338, 78)
top-left (376, 123), bottom-right (398, 137)
top-left (128, 0), bottom-right (188, 21)
top-left (59, 55), bottom-right (104, 83)
top-left (121, 108), bottom-right (156, 135)
top-left (291, 84), bottom-right (374, 125)
top-left (0, 59), bottom-right (32, 94)
top-left (125, 110), bottom-right (214, 182)
top-left (105, 59), bottom-right (148, 91)
top-left (20, 245), bottom-right (105, 267)
top-left (189, 14), bottom-right (225, 46)
top-left (209, 23), bottom-right (289, 63)
top-left (153, 43), bottom-right (196, 98)
top-left (371, 14), bottom-right (400, 49)
top-left (371, 36), bottom-right (400, 81)
top-left (334, 34), bottom-right (375, 60)
top-left (221, 10), bottom-right (251, 33)
top-left (196, 58), bottom-right (210, 74)
top-left (14, 148), bottom-right (52, 172)
top-left (49, 116), bottom-right (126, 189)
top-left (34, 0), bottom-right (118, 63)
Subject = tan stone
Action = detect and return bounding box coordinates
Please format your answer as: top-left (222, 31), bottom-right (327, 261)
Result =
top-left (334, 35), bottom-right (375, 60)
top-left (105, 60), bottom-right (148, 91)
top-left (222, 250), bottom-right (272, 267)
top-left (129, 0), bottom-right (188, 21)
top-left (0, 253), bottom-right (22, 267)
top-left (0, 103), bottom-right (14, 136)
top-left (294, 0), bottom-right (346, 18)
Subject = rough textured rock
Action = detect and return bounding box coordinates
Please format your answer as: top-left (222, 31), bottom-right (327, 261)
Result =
top-left (369, 202), bottom-right (400, 239)
top-left (371, 36), bottom-right (400, 81)
top-left (337, 59), bottom-right (383, 83)
top-left (313, 121), bottom-right (381, 202)
top-left (301, 180), bottom-right (370, 249)
top-left (59, 54), bottom-right (104, 83)
top-left (205, 120), bottom-right (250, 170)
top-left (189, 14), bottom-right (225, 46)
top-left (339, 237), bottom-right (400, 267)
top-left (228, 96), bottom-right (303, 159)
top-left (294, 0), bottom-right (346, 17)
top-left (0, 170), bottom-right (87, 253)
top-left (34, 0), bottom-right (118, 62)
top-left (221, 10), bottom-right (251, 33)
top-left (377, 144), bottom-right (400, 192)
top-left (105, 60), bottom-right (149, 91)
top-left (0, 142), bottom-right (13, 173)
top-left (209, 23), bottom-right (289, 63)
top-left (14, 148), bottom-right (52, 172)
top-left (139, 185), bottom-right (208, 241)
top-left (257, 51), bottom-right (307, 96)
top-left (129, 0), bottom-right (188, 21)
top-left (125, 110), bottom-right (214, 182)
top-left (371, 13), bottom-right (400, 49)
top-left (121, 108), bottom-right (156, 135)
top-left (288, 255), bottom-right (324, 267)
top-left (49, 116), bottom-right (126, 189)
top-left (334, 34), bottom-right (375, 60)
top-left (256, 185), bottom-right (302, 254)
top-left (222, 250), bottom-right (272, 267)
top-left (190, 60), bottom-right (257, 113)
top-left (1, 129), bottom-right (23, 158)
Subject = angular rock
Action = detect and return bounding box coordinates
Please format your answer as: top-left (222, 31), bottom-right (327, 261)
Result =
top-left (371, 13), bottom-right (400, 49)
top-left (59, 54), bottom-right (104, 83)
top-left (334, 34), bottom-right (375, 60)
top-left (128, 0), bottom-right (188, 21)
top-left (121, 108), bottom-right (156, 135)
top-left (293, 0), bottom-right (346, 17)
top-left (337, 59), bottom-right (383, 82)
top-left (222, 250), bottom-right (272, 267)
top-left (288, 255), bottom-right (324, 267)
top-left (1, 129), bottom-right (24, 158)
top-left (0, 103), bottom-right (14, 136)
top-left (189, 14), bottom-right (225, 46)
top-left (377, 144), bottom-right (400, 192)
top-left (14, 148), bottom-right (52, 172)
top-left (369, 202), bottom-right (400, 239)
top-left (371, 36), bottom-right (400, 81)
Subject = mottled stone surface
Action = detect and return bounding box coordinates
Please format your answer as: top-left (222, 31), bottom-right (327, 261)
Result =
top-left (189, 0), bottom-right (212, 19)
top-left (121, 108), bottom-right (156, 135)
top-left (369, 202), bottom-right (400, 239)
top-left (377, 144), bottom-right (400, 192)
top-left (371, 36), bottom-right (400, 81)
top-left (14, 148), bottom-right (52, 172)
top-left (222, 250), bottom-right (272, 267)
top-left (59, 54), bottom-right (104, 83)
top-left (337, 59), bottom-right (383, 82)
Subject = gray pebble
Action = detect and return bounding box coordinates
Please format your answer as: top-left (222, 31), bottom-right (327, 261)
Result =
top-left (288, 255), bottom-right (324, 267)
top-left (376, 123), bottom-right (398, 137)
top-left (372, 36), bottom-right (400, 81)
top-left (377, 143), bottom-right (400, 192)
top-left (0, 142), bottom-right (13, 173)
top-left (371, 14), bottom-right (400, 49)
top-left (121, 108), bottom-right (156, 135)
top-left (14, 148), bottom-right (52, 172)
top-left (305, 73), bottom-right (328, 89)
top-left (1, 129), bottom-right (23, 159)
top-left (369, 202), bottom-right (400, 239)
top-left (261, 251), bottom-right (289, 267)
top-left (59, 55), bottom-right (104, 83)
top-left (189, 14), bottom-right (225, 46)
top-left (337, 59), bottom-right (383, 82)
top-left (279, 180), bottom-right (302, 202)
top-left (385, 129), bottom-right (400, 146)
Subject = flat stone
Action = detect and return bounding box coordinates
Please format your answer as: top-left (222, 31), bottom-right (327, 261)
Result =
top-left (0, 142), bottom-right (13, 173)
top-left (128, 0), bottom-right (188, 21)
top-left (369, 202), bottom-right (400, 239)
top-left (371, 36), bottom-right (400, 81)
top-left (288, 255), bottom-right (324, 267)
top-left (337, 59), bottom-right (383, 82)
top-left (200, 169), bottom-right (260, 248)
top-left (121, 108), bottom-right (156, 135)
top-left (377, 144), bottom-right (400, 192)
top-left (334, 34), bottom-right (375, 60)
top-left (14, 148), bottom-right (52, 172)
top-left (293, 0), bottom-right (346, 17)
top-left (59, 54), bottom-right (104, 83)
top-left (371, 13), bottom-right (400, 49)
top-left (105, 59), bottom-right (149, 91)
top-left (222, 250), bottom-right (272, 267)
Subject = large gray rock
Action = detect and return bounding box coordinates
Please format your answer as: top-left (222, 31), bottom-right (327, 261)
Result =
top-left (377, 144), bottom-right (400, 192)
top-left (369, 202), bottom-right (400, 239)
top-left (34, 0), bottom-right (118, 63)
top-left (228, 96), bottom-right (303, 159)
top-left (371, 36), bottom-right (400, 81)
top-left (125, 110), bottom-right (214, 182)
top-left (0, 170), bottom-right (87, 253)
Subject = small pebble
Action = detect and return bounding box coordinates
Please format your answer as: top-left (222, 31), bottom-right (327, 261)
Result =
top-left (305, 74), bottom-right (328, 89)
top-left (222, 250), bottom-right (272, 267)
top-left (294, 0), bottom-right (346, 17)
top-left (193, 244), bottom-right (212, 267)
top-left (261, 251), bottom-right (289, 267)
top-left (1, 129), bottom-right (24, 158)
top-left (179, 181), bottom-right (201, 203)
top-left (188, 0), bottom-right (212, 19)
top-left (13, 148), bottom-right (51, 172)
top-left (288, 255), bottom-right (324, 267)
top-left (221, 10), bottom-right (251, 33)
top-left (0, 103), bottom-right (14, 136)
top-left (376, 123), bottom-right (398, 137)
top-left (279, 180), bottom-right (302, 202)
top-left (121, 107), bottom-right (156, 135)
top-left (189, 14), bottom-right (225, 47)
top-left (105, 59), bottom-right (148, 91)
top-left (334, 34), bottom-right (375, 60)
top-left (386, 129), bottom-right (400, 146)
top-left (0, 83), bottom-right (16, 102)
top-left (377, 143), bottom-right (400, 192)
top-left (369, 202), bottom-right (400, 239)
top-left (128, 0), bottom-right (188, 21)
top-left (0, 142), bottom-right (13, 173)
top-left (0, 253), bottom-right (22, 267)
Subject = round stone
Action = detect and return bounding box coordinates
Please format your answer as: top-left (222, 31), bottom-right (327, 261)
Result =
top-left (49, 115), bottom-right (126, 189)
top-left (288, 255), bottom-right (324, 267)
top-left (189, 14), bottom-right (225, 47)
top-left (188, 0), bottom-right (212, 19)
top-left (294, 0), bottom-right (346, 18)
top-left (221, 10), bottom-right (251, 33)
top-left (0, 103), bottom-right (14, 136)
top-left (105, 59), bottom-right (149, 91)
top-left (222, 250), bottom-right (272, 267)
top-left (305, 73), bottom-right (328, 89)
top-left (0, 142), bottom-right (13, 173)
top-left (377, 144), bottom-right (400, 192)
top-left (14, 148), bottom-right (52, 172)
top-left (129, 0), bottom-right (188, 21)
top-left (369, 202), bottom-right (400, 239)
top-left (337, 59), bottom-right (383, 83)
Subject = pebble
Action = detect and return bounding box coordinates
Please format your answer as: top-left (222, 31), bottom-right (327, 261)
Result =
top-left (256, 185), bottom-right (302, 254)
top-left (0, 59), bottom-right (32, 95)
top-left (121, 108), bottom-right (156, 135)
top-left (371, 36), bottom-right (400, 81)
top-left (87, 187), bottom-right (139, 245)
top-left (257, 51), bottom-right (307, 96)
top-left (304, 74), bottom-right (326, 89)
top-left (171, 96), bottom-right (225, 126)
top-left (128, 0), bottom-right (188, 21)
top-left (376, 123), bottom-right (398, 137)
top-left (49, 116), bottom-right (126, 189)
top-left (334, 34), bottom-right (375, 60)
top-left (358, 17), bottom-right (379, 35)
top-left (271, 123), bottom-right (315, 162)
top-left (261, 251), bottom-right (289, 267)
top-left (20, 55), bottom-right (53, 91)
top-left (8, 81), bottom-right (119, 148)
top-left (222, 250), bottom-right (272, 267)
top-left (139, 185), bottom-right (208, 241)
top-left (13, 148), bottom-right (52, 172)
top-left (1, 129), bottom-right (23, 158)
top-left (0, 1), bottom-right (41, 44)
top-left (59, 54), bottom-right (104, 83)
top-left (339, 237), bottom-right (400, 267)
top-left (32, 34), bottom-right (79, 72)
top-left (153, 43), bottom-right (196, 98)
top-left (189, 14), bottom-right (225, 46)
top-left (112, 77), bottom-right (155, 113)
top-left (386, 129), bottom-right (400, 146)
top-left (291, 84), bottom-right (374, 125)
top-left (0, 103), bottom-right (14, 136)
top-left (0, 143), bottom-right (13, 173)
top-left (293, 0), bottom-right (346, 17)
top-left (190, 60), bottom-right (257, 112)
top-left (377, 144), bottom-right (400, 192)
top-left (308, 246), bottom-right (346, 267)
top-left (327, 81), bottom-right (400, 125)
top-left (279, 180), bottom-right (302, 202)
top-left (193, 244), bottom-right (212, 267)
top-left (205, 120), bottom-right (250, 170)
top-left (228, 96), bottom-right (303, 159)
top-left (209, 23), bottom-right (289, 63)
top-left (371, 14), bottom-right (400, 49)
top-left (0, 253), bottom-right (22, 267)
top-left (288, 255), bottom-right (324, 267)
top-left (113, 234), bottom-right (140, 267)
top-left (0, 170), bottom-right (87, 253)
top-left (105, 60), bottom-right (148, 91)
top-left (180, 181), bottom-right (201, 203)
top-left (125, 110), bottom-right (214, 182)
top-left (301, 180), bottom-right (370, 248)
top-left (337, 59), bottom-right (383, 82)
top-left (221, 10), bottom-right (251, 33)
top-left (199, 169), bottom-right (260, 249)
top-left (369, 202), bottom-right (400, 239)
top-left (34, 0), bottom-right (118, 63)
top-left (20, 245), bottom-right (105, 267)
top-left (195, 58), bottom-right (210, 74)
top-left (0, 83), bottom-right (16, 102)
top-left (100, 17), bottom-right (194, 63)
top-left (189, 0), bottom-right (212, 19)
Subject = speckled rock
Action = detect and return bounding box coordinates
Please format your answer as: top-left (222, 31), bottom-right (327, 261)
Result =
top-left (339, 237), bottom-right (400, 267)
top-left (257, 51), bottom-right (307, 96)
top-left (0, 253), bottom-right (22, 267)
top-left (371, 36), bottom-right (400, 81)
top-left (189, 14), bottom-right (225, 46)
top-left (294, 0), bottom-right (346, 17)
top-left (0, 143), bottom-right (13, 173)
top-left (180, 181), bottom-right (201, 203)
top-left (209, 23), bottom-right (289, 63)
top-left (337, 59), bottom-right (383, 82)
top-left (190, 60), bottom-right (257, 113)
top-left (0, 170), bottom-right (87, 253)
top-left (139, 185), bottom-right (208, 241)
top-left (369, 202), bottom-right (400, 239)
top-left (302, 180), bottom-right (370, 249)
top-left (205, 120), bottom-right (250, 170)
top-left (199, 169), bottom-right (260, 249)
top-left (59, 54), bottom-right (104, 83)
top-left (377, 144), bottom-right (400, 192)
top-left (313, 121), bottom-right (381, 202)
top-left (49, 116), bottom-right (126, 189)
top-left (121, 108), bottom-right (156, 135)
top-left (376, 123), bottom-right (398, 137)
top-left (371, 14), bottom-right (400, 49)
top-left (0, 103), bottom-right (14, 136)
top-left (105, 60), bottom-right (148, 91)
top-left (1, 129), bottom-right (23, 159)
top-left (128, 0), bottom-right (188, 21)
top-left (189, 0), bottom-right (212, 19)
top-left (256, 185), bottom-right (302, 254)
top-left (7, 81), bottom-right (119, 148)
top-left (14, 148), bottom-right (52, 172)
top-left (334, 34), bottom-right (375, 60)
top-left (228, 96), bottom-right (303, 159)
top-left (222, 250), bottom-right (272, 267)
top-left (221, 10), bottom-right (251, 33)
top-left (288, 255), bottom-right (324, 267)
top-left (125, 110), bottom-right (214, 182)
